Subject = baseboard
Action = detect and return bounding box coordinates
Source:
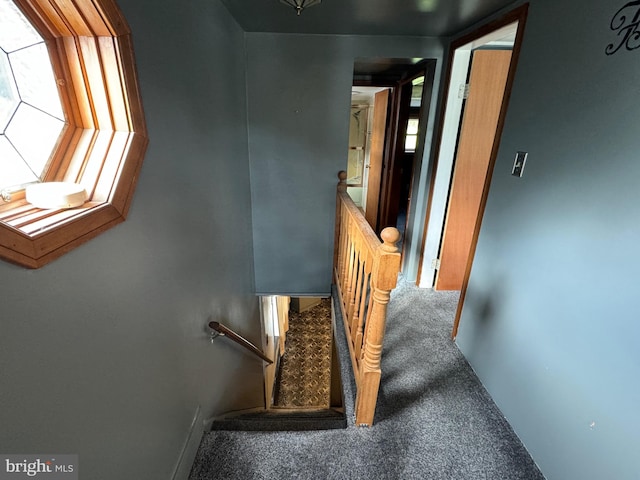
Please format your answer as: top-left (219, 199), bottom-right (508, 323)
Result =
top-left (202, 415), bottom-right (214, 432)
top-left (171, 405), bottom-right (204, 480)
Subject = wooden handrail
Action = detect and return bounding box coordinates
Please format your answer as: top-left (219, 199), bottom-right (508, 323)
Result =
top-left (209, 321), bottom-right (273, 364)
top-left (334, 170), bottom-right (401, 426)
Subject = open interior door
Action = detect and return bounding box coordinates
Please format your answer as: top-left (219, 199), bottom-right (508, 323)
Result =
top-left (435, 49), bottom-right (512, 290)
top-left (364, 88), bottom-right (390, 230)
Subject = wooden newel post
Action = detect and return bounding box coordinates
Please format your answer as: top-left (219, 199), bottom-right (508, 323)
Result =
top-left (355, 226), bottom-right (401, 426)
top-left (337, 170), bottom-right (348, 193)
top-left (334, 170), bottom-right (348, 272)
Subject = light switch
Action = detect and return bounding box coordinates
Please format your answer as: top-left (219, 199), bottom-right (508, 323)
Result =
top-left (512, 151), bottom-right (528, 177)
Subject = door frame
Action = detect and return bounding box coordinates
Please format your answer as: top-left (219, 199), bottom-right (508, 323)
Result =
top-left (415, 4), bottom-right (530, 338)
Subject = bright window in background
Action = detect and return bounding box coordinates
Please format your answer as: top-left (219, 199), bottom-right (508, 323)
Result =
top-left (404, 75), bottom-right (424, 153)
top-left (404, 118), bottom-right (419, 152)
top-left (0, 0), bottom-right (64, 193)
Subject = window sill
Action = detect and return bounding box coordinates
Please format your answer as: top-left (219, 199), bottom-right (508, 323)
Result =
top-left (0, 201), bottom-right (120, 268)
top-left (0, 130), bottom-right (147, 268)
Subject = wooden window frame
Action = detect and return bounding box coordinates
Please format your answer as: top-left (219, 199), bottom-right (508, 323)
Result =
top-left (0, 0), bottom-right (148, 268)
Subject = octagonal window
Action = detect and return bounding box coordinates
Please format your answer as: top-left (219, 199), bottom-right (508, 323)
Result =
top-left (0, 0), bottom-right (65, 192)
top-left (0, 0), bottom-right (149, 268)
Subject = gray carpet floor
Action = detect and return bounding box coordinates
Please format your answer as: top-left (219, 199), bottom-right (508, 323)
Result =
top-left (189, 276), bottom-right (545, 480)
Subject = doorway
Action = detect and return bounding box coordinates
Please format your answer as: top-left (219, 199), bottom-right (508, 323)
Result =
top-left (416, 5), bottom-right (529, 337)
top-left (346, 58), bottom-right (436, 262)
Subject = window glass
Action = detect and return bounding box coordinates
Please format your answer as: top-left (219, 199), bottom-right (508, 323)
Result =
top-left (0, 0), bottom-right (42, 52)
top-left (0, 135), bottom-right (37, 186)
top-left (405, 118), bottom-right (419, 152)
top-left (0, 0), bottom-right (64, 192)
top-left (410, 76), bottom-right (424, 108)
top-left (6, 103), bottom-right (64, 175)
top-left (406, 118), bottom-right (419, 135)
top-left (0, 50), bottom-right (19, 129)
top-left (10, 43), bottom-right (64, 119)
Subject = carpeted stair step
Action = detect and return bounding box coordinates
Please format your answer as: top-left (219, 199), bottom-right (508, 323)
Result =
top-left (210, 408), bottom-right (347, 432)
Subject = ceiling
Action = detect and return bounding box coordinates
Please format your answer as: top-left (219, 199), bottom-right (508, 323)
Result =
top-left (220, 0), bottom-right (515, 37)
top-left (353, 58), bottom-right (428, 85)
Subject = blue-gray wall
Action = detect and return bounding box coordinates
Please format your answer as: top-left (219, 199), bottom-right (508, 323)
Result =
top-left (246, 33), bottom-right (443, 294)
top-left (456, 1), bottom-right (640, 479)
top-left (0, 1), bottom-right (263, 478)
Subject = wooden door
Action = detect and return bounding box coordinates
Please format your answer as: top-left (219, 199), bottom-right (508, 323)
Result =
top-left (364, 89), bottom-right (390, 230)
top-left (435, 49), bottom-right (512, 291)
top-left (377, 81), bottom-right (412, 233)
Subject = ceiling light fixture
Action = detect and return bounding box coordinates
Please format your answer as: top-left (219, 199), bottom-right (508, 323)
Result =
top-left (280, 0), bottom-right (321, 16)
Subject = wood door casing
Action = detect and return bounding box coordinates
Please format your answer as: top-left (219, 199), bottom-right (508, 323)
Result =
top-left (435, 49), bottom-right (512, 291)
top-left (365, 89), bottom-right (390, 230)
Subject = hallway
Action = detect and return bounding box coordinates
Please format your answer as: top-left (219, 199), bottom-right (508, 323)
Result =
top-left (189, 278), bottom-right (544, 479)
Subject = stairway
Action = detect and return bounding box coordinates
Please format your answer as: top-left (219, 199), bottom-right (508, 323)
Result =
top-left (209, 295), bottom-right (351, 432)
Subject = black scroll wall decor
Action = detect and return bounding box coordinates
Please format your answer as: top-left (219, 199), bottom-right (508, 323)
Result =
top-left (606, 1), bottom-right (640, 55)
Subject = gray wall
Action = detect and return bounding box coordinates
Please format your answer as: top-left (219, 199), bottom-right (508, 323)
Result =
top-left (246, 33), bottom-right (444, 294)
top-left (456, 1), bottom-right (640, 479)
top-left (0, 1), bottom-right (264, 478)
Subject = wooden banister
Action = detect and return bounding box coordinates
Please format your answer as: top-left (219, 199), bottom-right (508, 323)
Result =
top-left (209, 321), bottom-right (273, 364)
top-left (333, 170), bottom-right (401, 426)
